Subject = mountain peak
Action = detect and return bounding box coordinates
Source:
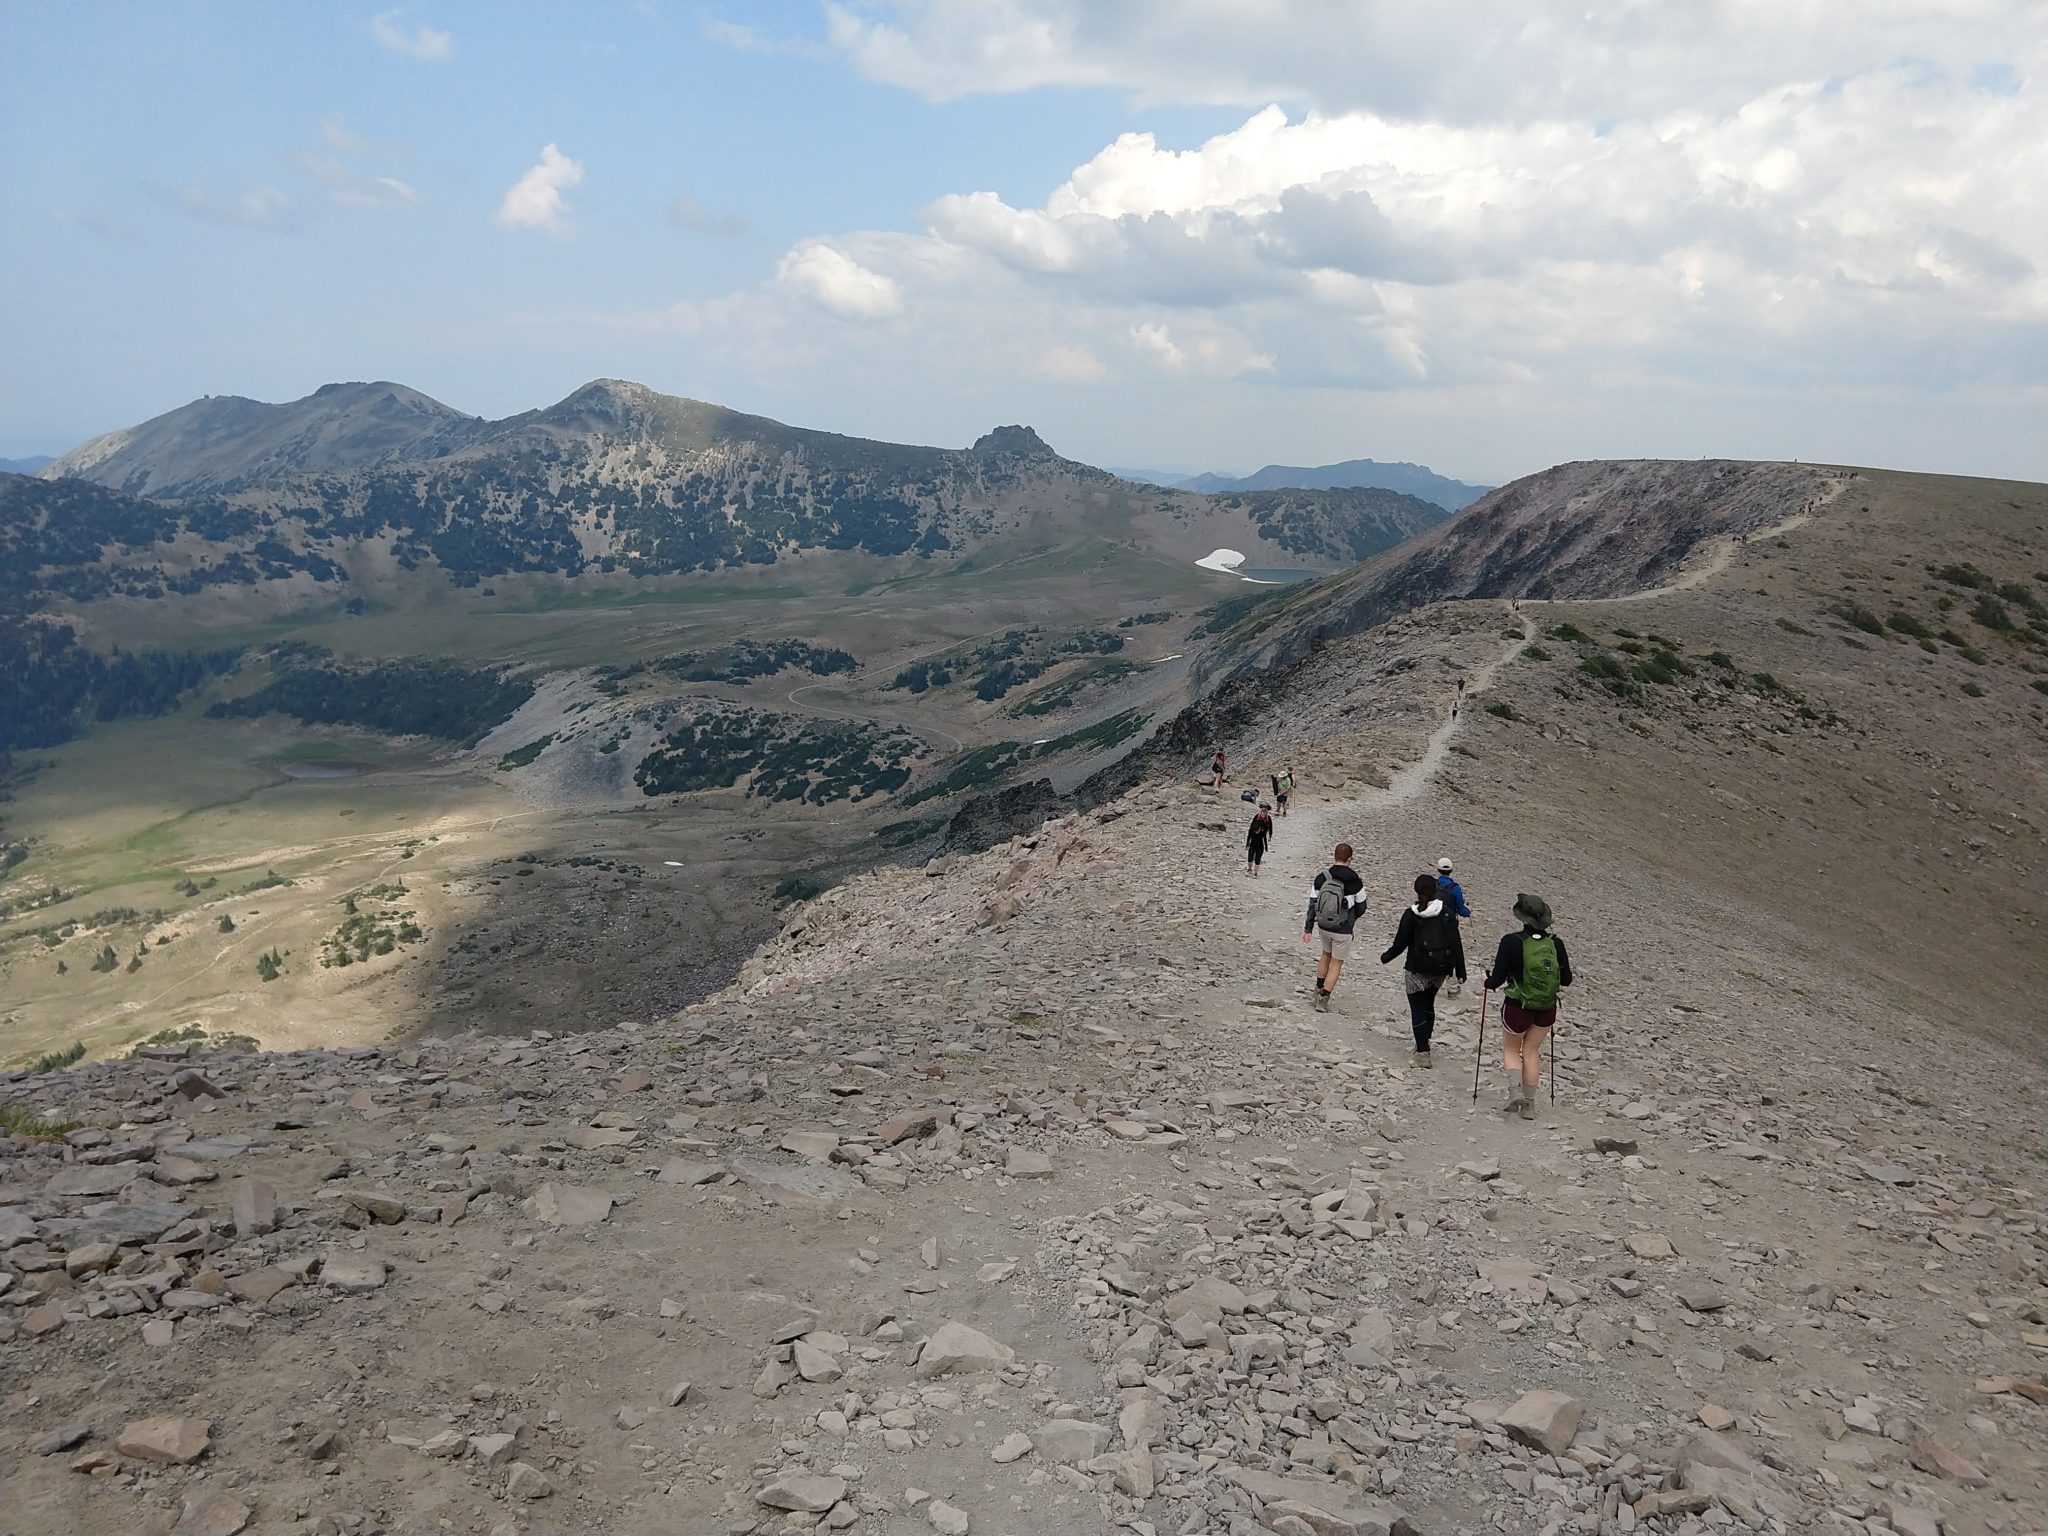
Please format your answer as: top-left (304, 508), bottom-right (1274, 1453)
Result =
top-left (971, 424), bottom-right (1055, 459)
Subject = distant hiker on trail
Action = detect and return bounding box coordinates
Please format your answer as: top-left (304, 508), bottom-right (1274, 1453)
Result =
top-left (1302, 842), bottom-right (1367, 1013)
top-left (1483, 892), bottom-right (1573, 1120)
top-left (1209, 747), bottom-right (1227, 788)
top-left (1271, 768), bottom-right (1294, 817)
top-left (1245, 805), bottom-right (1274, 877)
top-left (1379, 873), bottom-right (1466, 1068)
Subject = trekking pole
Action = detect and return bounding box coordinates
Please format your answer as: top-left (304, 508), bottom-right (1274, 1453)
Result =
top-left (1471, 987), bottom-right (1488, 1103)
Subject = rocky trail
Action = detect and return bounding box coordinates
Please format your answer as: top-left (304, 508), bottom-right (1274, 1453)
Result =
top-left (4, 601), bottom-right (2044, 1536)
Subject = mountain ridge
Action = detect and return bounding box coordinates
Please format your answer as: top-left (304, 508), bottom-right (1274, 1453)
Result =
top-left (1172, 456), bottom-right (1491, 510)
top-left (25, 382), bottom-right (1454, 595)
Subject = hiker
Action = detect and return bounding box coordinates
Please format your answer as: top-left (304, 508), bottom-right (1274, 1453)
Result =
top-left (1245, 804), bottom-right (1274, 877)
top-left (1434, 857), bottom-right (1470, 993)
top-left (1302, 842), bottom-right (1367, 1012)
top-left (1433, 858), bottom-right (1470, 919)
top-left (1271, 767), bottom-right (1294, 817)
top-left (1379, 873), bottom-right (1465, 1067)
top-left (1482, 892), bottom-right (1573, 1120)
top-left (1208, 746), bottom-right (1227, 788)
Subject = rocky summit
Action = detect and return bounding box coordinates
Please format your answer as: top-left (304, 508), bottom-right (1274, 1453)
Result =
top-left (3, 478), bottom-right (2044, 1536)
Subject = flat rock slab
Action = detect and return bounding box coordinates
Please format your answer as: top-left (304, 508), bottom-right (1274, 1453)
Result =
top-left (1030, 1418), bottom-right (1110, 1463)
top-left (1626, 1233), bottom-right (1676, 1259)
top-left (117, 1416), bottom-right (211, 1465)
top-left (731, 1156), bottom-right (862, 1202)
top-left (756, 1473), bottom-right (846, 1512)
top-left (1004, 1148), bottom-right (1053, 1179)
top-left (917, 1319), bottom-right (1016, 1377)
top-left (1499, 1389), bottom-right (1585, 1454)
top-left (531, 1182), bottom-right (614, 1225)
top-left (173, 1489), bottom-right (251, 1536)
top-left (174, 1137), bottom-right (266, 1161)
top-left (656, 1159), bottom-right (724, 1186)
top-left (320, 1256), bottom-right (388, 1292)
top-left (779, 1130), bottom-right (840, 1161)
top-left (1222, 1467), bottom-right (1418, 1536)
top-left (44, 1165), bottom-right (140, 1197)
top-left (43, 1203), bottom-right (194, 1250)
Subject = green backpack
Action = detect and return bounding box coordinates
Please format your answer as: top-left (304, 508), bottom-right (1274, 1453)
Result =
top-left (1508, 934), bottom-right (1561, 1009)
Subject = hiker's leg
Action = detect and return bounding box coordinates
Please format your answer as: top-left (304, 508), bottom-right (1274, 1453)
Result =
top-left (1324, 956), bottom-right (1345, 996)
top-left (1501, 1019), bottom-right (1527, 1105)
top-left (1519, 1025), bottom-right (1551, 1091)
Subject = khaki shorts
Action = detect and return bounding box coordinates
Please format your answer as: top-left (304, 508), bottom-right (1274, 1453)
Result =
top-left (1316, 930), bottom-right (1353, 959)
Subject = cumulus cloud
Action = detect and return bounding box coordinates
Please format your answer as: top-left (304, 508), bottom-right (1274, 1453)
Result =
top-left (497, 144), bottom-right (584, 235)
top-left (776, 242), bottom-right (904, 319)
top-left (625, 4), bottom-right (2042, 479)
top-left (823, 0), bottom-right (2035, 124)
top-left (370, 9), bottom-right (453, 61)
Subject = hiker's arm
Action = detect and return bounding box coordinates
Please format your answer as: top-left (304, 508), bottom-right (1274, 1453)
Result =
top-left (1379, 910), bottom-right (1411, 965)
top-left (1303, 878), bottom-right (1319, 934)
top-left (1555, 937), bottom-right (1573, 987)
top-left (1454, 888), bottom-right (1471, 919)
top-left (1483, 933), bottom-right (1517, 991)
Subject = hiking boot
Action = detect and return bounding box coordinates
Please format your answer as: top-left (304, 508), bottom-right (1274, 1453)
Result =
top-left (1415, 1050), bottom-right (1433, 1069)
top-left (1313, 989), bottom-right (1330, 1013)
top-left (1500, 1083), bottom-right (1522, 1112)
top-left (1518, 1091), bottom-right (1537, 1121)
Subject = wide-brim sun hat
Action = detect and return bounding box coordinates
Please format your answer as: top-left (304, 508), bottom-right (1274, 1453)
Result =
top-left (1512, 893), bottom-right (1552, 930)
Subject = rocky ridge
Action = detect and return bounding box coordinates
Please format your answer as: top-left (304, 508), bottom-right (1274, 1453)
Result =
top-left (3, 496), bottom-right (2044, 1536)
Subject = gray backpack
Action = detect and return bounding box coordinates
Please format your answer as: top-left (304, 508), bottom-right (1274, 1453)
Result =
top-left (1314, 874), bottom-right (1351, 931)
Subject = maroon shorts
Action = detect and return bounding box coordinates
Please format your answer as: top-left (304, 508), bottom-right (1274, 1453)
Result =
top-left (1503, 1001), bottom-right (1557, 1035)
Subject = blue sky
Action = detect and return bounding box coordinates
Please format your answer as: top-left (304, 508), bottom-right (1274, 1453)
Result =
top-left (4, 2), bottom-right (2042, 484)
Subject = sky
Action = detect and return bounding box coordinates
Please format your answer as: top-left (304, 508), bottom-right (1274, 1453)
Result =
top-left (3, 1), bottom-right (2043, 485)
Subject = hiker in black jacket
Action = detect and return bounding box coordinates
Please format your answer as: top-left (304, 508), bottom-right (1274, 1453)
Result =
top-left (1245, 805), bottom-right (1274, 876)
top-left (1380, 873), bottom-right (1466, 1068)
top-left (1482, 892), bottom-right (1574, 1119)
top-left (1302, 842), bottom-right (1367, 1013)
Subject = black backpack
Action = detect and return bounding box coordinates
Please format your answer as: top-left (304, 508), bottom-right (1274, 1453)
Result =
top-left (1411, 907), bottom-right (1457, 974)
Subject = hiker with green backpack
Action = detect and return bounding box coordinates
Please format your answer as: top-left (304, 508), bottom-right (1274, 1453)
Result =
top-left (1378, 873), bottom-right (1467, 1068)
top-left (1481, 893), bottom-right (1573, 1119)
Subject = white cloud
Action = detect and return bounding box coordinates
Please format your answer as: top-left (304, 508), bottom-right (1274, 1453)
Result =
top-left (302, 157), bottom-right (420, 209)
top-left (1038, 344), bottom-right (1106, 383)
top-left (776, 242), bottom-right (904, 320)
top-left (370, 9), bottom-right (453, 61)
top-left (497, 144), bottom-right (584, 236)
top-left (165, 184), bottom-right (295, 231)
top-left (823, 1), bottom-right (2036, 125)
top-left (604, 4), bottom-right (2043, 482)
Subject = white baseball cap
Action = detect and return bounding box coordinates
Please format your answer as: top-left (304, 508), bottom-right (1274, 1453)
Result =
top-left (1436, 857), bottom-right (1454, 872)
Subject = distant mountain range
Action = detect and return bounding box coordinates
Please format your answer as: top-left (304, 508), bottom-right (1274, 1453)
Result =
top-left (1113, 458), bottom-right (1490, 512)
top-left (13, 380), bottom-right (1453, 613)
top-left (0, 455), bottom-right (52, 475)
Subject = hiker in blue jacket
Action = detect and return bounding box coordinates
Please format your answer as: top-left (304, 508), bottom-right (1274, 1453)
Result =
top-left (1433, 858), bottom-right (1471, 919)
